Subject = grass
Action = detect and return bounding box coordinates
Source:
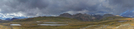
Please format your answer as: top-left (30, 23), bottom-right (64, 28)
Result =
top-left (85, 18), bottom-right (134, 29)
top-left (0, 16), bottom-right (133, 29)
top-left (8, 17), bottom-right (86, 29)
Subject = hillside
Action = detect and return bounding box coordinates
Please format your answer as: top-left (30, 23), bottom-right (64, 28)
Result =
top-left (0, 16), bottom-right (132, 29)
top-left (59, 13), bottom-right (122, 21)
top-left (12, 17), bottom-right (81, 22)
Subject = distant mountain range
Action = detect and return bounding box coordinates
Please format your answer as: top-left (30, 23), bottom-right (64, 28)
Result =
top-left (5, 17), bottom-right (27, 21)
top-left (59, 13), bottom-right (119, 21)
top-left (120, 10), bottom-right (134, 17)
top-left (0, 13), bottom-right (123, 21)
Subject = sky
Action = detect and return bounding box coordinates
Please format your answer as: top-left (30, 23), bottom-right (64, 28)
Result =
top-left (0, 0), bottom-right (134, 19)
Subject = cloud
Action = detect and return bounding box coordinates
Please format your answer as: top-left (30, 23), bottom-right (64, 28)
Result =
top-left (65, 10), bottom-right (89, 14)
top-left (0, 0), bottom-right (134, 17)
top-left (0, 12), bottom-right (25, 18)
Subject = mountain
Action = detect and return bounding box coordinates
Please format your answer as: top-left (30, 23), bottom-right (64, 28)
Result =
top-left (5, 18), bottom-right (19, 21)
top-left (4, 16), bottom-right (27, 21)
top-left (91, 15), bottom-right (103, 20)
top-left (72, 13), bottom-right (93, 21)
top-left (10, 18), bottom-right (18, 21)
top-left (3, 13), bottom-right (121, 21)
top-left (59, 13), bottom-right (72, 18)
top-left (103, 14), bottom-right (115, 18)
top-left (59, 13), bottom-right (105, 21)
top-left (59, 13), bottom-right (121, 21)
top-left (5, 18), bottom-right (11, 21)
top-left (120, 10), bottom-right (134, 17)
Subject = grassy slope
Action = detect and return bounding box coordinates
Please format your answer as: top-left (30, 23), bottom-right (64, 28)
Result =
top-left (10, 17), bottom-right (86, 29)
top-left (0, 16), bottom-right (133, 29)
top-left (85, 18), bottom-right (134, 29)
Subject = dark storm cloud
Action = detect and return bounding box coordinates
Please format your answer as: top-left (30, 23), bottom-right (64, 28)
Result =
top-left (107, 0), bottom-right (134, 14)
top-left (0, 0), bottom-right (134, 16)
top-left (18, 0), bottom-right (49, 9)
top-left (109, 0), bottom-right (134, 8)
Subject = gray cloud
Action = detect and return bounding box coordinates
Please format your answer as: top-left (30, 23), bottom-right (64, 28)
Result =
top-left (0, 0), bottom-right (134, 17)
